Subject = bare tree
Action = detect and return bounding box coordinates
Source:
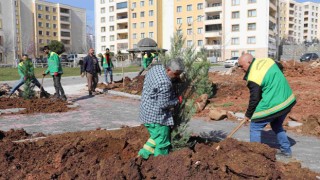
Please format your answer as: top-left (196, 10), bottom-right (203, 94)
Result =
top-left (0, 31), bottom-right (14, 64)
top-left (21, 33), bottom-right (35, 58)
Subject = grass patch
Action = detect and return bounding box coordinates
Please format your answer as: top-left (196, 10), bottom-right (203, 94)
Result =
top-left (0, 66), bottom-right (140, 81)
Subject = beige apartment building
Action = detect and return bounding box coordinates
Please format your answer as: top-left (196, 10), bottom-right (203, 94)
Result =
top-left (279, 0), bottom-right (320, 44)
top-left (0, 0), bottom-right (86, 65)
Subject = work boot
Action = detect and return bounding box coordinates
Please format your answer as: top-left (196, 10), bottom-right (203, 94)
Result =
top-left (60, 95), bottom-right (67, 101)
top-left (89, 91), bottom-right (93, 96)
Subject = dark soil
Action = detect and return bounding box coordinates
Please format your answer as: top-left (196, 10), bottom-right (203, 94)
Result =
top-left (0, 97), bottom-right (71, 114)
top-left (0, 127), bottom-right (318, 179)
top-left (96, 76), bottom-right (145, 95)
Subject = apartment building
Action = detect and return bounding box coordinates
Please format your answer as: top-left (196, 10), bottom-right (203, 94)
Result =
top-left (279, 0), bottom-right (320, 43)
top-left (33, 0), bottom-right (86, 58)
top-left (0, 0), bottom-right (86, 65)
top-left (95, 0), bottom-right (174, 54)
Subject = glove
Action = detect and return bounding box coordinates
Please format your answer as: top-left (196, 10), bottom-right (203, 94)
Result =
top-left (54, 72), bottom-right (58, 76)
top-left (178, 96), bottom-right (183, 104)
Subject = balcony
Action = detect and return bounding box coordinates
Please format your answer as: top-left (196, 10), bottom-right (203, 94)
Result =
top-left (117, 28), bottom-right (128, 33)
top-left (117, 13), bottom-right (128, 23)
top-left (204, 30), bottom-right (221, 38)
top-left (205, 15), bottom-right (222, 25)
top-left (205, 2), bottom-right (222, 13)
top-left (269, 1), bottom-right (276, 10)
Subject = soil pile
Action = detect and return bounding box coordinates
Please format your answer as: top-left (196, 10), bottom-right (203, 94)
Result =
top-left (97, 76), bottom-right (145, 95)
top-left (0, 127), bottom-right (318, 179)
top-left (0, 97), bottom-right (71, 114)
top-left (282, 60), bottom-right (320, 77)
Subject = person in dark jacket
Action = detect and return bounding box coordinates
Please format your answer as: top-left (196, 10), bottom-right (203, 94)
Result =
top-left (238, 53), bottom-right (296, 158)
top-left (81, 48), bottom-right (101, 96)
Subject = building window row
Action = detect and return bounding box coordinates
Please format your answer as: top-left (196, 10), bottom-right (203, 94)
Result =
top-left (132, 10), bottom-right (154, 19)
top-left (231, 10), bottom-right (257, 19)
top-left (231, 37), bottom-right (256, 45)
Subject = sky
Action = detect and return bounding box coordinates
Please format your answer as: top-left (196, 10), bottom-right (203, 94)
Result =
top-left (47, 0), bottom-right (94, 29)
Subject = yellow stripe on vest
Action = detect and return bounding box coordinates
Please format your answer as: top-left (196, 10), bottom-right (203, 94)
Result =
top-left (248, 58), bottom-right (275, 86)
top-left (143, 144), bottom-right (155, 154)
top-left (147, 138), bottom-right (156, 146)
top-left (252, 94), bottom-right (295, 119)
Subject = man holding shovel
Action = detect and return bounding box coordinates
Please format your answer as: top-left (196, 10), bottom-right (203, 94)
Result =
top-left (9, 54), bottom-right (49, 98)
top-left (42, 46), bottom-right (67, 101)
top-left (238, 53), bottom-right (296, 158)
top-left (138, 58), bottom-right (184, 159)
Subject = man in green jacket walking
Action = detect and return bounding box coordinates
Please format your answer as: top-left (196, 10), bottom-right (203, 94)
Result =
top-left (42, 46), bottom-right (67, 101)
top-left (137, 52), bottom-right (155, 76)
top-left (9, 54), bottom-right (48, 97)
top-left (238, 53), bottom-right (296, 158)
top-left (102, 48), bottom-right (114, 85)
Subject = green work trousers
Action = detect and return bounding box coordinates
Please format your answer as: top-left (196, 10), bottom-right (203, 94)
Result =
top-left (138, 123), bottom-right (171, 159)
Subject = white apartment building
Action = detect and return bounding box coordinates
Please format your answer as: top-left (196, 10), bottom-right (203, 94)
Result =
top-left (302, 2), bottom-right (320, 42)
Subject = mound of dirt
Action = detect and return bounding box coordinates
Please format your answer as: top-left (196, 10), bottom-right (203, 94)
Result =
top-left (0, 127), bottom-right (318, 179)
top-left (281, 60), bottom-right (320, 77)
top-left (97, 76), bottom-right (145, 95)
top-left (0, 129), bottom-right (30, 141)
top-left (0, 97), bottom-right (71, 114)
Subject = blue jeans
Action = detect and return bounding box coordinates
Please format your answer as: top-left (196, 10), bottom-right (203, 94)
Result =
top-left (104, 67), bottom-right (113, 83)
top-left (250, 113), bottom-right (292, 154)
top-left (10, 77), bottom-right (42, 94)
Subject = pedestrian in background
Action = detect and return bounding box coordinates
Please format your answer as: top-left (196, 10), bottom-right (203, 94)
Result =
top-left (42, 46), bottom-right (67, 101)
top-left (238, 53), bottom-right (296, 158)
top-left (82, 48), bottom-right (101, 96)
top-left (138, 58), bottom-right (184, 159)
top-left (102, 48), bottom-right (114, 85)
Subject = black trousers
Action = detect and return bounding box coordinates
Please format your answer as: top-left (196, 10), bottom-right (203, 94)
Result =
top-left (53, 74), bottom-right (65, 97)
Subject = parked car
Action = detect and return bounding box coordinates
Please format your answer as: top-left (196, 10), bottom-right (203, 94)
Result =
top-left (300, 53), bottom-right (319, 62)
top-left (223, 57), bottom-right (239, 68)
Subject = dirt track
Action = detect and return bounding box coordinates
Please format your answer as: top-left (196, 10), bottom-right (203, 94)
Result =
top-left (0, 127), bottom-right (318, 179)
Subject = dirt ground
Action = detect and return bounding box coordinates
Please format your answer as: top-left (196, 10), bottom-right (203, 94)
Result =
top-left (0, 97), bottom-right (71, 114)
top-left (206, 60), bottom-right (320, 137)
top-left (0, 127), bottom-right (318, 179)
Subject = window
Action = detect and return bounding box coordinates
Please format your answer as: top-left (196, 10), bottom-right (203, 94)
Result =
top-left (232, 0), bottom-right (240, 6)
top-left (39, 39), bottom-right (43, 44)
top-left (140, 22), bottom-right (145, 28)
top-left (248, 9), bottom-right (257, 17)
top-left (197, 28), bottom-right (203, 34)
top-left (187, 16), bottom-right (193, 24)
top-left (187, 28), bottom-right (192, 35)
top-left (132, 2), bottom-right (136, 8)
top-left (101, 27), bottom-right (106, 32)
top-left (232, 11), bottom-right (240, 19)
top-left (53, 8), bottom-right (56, 12)
top-left (247, 36), bottom-right (256, 44)
top-left (101, 0), bottom-right (105, 3)
top-left (149, 0), bottom-right (153, 6)
top-left (39, 30), bottom-right (43, 35)
top-left (197, 15), bottom-right (203, 22)
top-left (231, 51), bottom-right (239, 57)
top-left (141, 33), bottom-right (145, 38)
top-left (101, 8), bottom-right (105, 13)
top-left (46, 23), bottom-right (50, 28)
top-left (101, 46), bottom-right (106, 52)
top-left (45, 6), bottom-right (49, 11)
top-left (187, 40), bottom-right (192, 47)
top-left (38, 13), bottom-right (42, 18)
top-left (110, 45), bottom-right (115, 51)
top-left (149, 21), bottom-right (154, 27)
top-left (101, 17), bottom-right (105, 23)
top-left (248, 23), bottom-right (256, 30)
top-left (177, 18), bottom-right (182, 24)
top-left (232, 24), bottom-right (239, 31)
top-left (38, 5), bottom-right (42, 10)
top-left (198, 40), bottom-right (203, 46)
top-left (197, 3), bottom-right (203, 10)
top-left (140, 11), bottom-right (145, 17)
top-left (133, 33), bottom-right (137, 39)
top-left (133, 23), bottom-right (137, 28)
top-left (53, 24), bottom-right (57, 29)
top-left (116, 2), bottom-right (127, 9)
top-left (248, 0), bottom-right (256, 3)
top-left (109, 16), bottom-right (114, 21)
top-left (38, 22), bottom-right (43, 27)
top-left (177, 6), bottom-right (182, 12)
top-left (101, 36), bottom-right (106, 42)
top-left (248, 50), bottom-right (255, 56)
top-left (110, 35), bottom-right (114, 41)
top-left (109, 26), bottom-right (114, 31)
top-left (53, 32), bottom-right (57, 36)
top-left (132, 13), bottom-right (137, 18)
top-left (47, 39), bottom-right (50, 44)
top-left (231, 37), bottom-right (239, 45)
top-left (46, 15), bottom-right (50, 20)
top-left (140, 1), bottom-right (144, 7)
top-left (53, 16), bottom-right (57, 20)
top-left (187, 4), bottom-right (192, 11)
top-left (149, 32), bottom-right (154, 38)
top-left (149, 10), bottom-right (153, 16)
top-left (109, 6), bottom-right (114, 12)
top-left (177, 30), bottom-right (182, 35)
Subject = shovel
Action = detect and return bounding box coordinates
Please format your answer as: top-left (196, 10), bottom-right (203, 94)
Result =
top-left (39, 75), bottom-right (47, 98)
top-left (215, 118), bottom-right (247, 150)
